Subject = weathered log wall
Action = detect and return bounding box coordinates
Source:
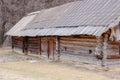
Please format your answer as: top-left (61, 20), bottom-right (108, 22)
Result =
top-left (107, 41), bottom-right (119, 55)
top-left (27, 37), bottom-right (39, 54)
top-left (41, 37), bottom-right (47, 53)
top-left (41, 37), bottom-right (56, 53)
top-left (12, 36), bottom-right (23, 50)
top-left (12, 36), bottom-right (120, 59)
top-left (60, 36), bottom-right (97, 57)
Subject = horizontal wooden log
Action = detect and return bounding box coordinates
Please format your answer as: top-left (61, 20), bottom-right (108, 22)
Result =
top-left (28, 46), bottom-right (38, 49)
top-left (28, 47), bottom-right (39, 50)
top-left (28, 50), bottom-right (39, 53)
top-left (61, 36), bottom-right (96, 39)
top-left (13, 42), bottom-right (23, 45)
top-left (108, 47), bottom-right (119, 50)
top-left (28, 43), bottom-right (38, 46)
top-left (62, 49), bottom-right (92, 54)
top-left (61, 40), bottom-right (97, 45)
top-left (107, 49), bottom-right (119, 54)
top-left (13, 37), bottom-right (23, 40)
top-left (62, 51), bottom-right (94, 57)
top-left (108, 45), bottom-right (119, 49)
top-left (107, 55), bottom-right (120, 59)
top-left (28, 41), bottom-right (38, 43)
top-left (14, 45), bottom-right (22, 48)
top-left (61, 38), bottom-right (97, 43)
top-left (61, 45), bottom-right (95, 50)
top-left (60, 43), bottom-right (96, 48)
top-left (96, 55), bottom-right (120, 59)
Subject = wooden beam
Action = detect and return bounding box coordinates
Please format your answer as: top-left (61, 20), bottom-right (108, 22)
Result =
top-left (119, 41), bottom-right (120, 55)
top-left (56, 36), bottom-right (61, 61)
top-left (22, 37), bottom-right (25, 53)
top-left (24, 37), bottom-right (28, 55)
top-left (95, 36), bottom-right (103, 60)
top-left (47, 38), bottom-right (50, 59)
top-left (11, 36), bottom-right (14, 51)
top-left (102, 33), bottom-right (109, 67)
top-left (38, 37), bottom-right (41, 56)
top-left (52, 40), bottom-right (55, 60)
top-left (119, 22), bottom-right (120, 55)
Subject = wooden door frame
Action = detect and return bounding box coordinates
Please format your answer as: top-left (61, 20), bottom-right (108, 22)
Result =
top-left (47, 37), bottom-right (55, 59)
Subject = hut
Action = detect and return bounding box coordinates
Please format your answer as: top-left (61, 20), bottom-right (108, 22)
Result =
top-left (6, 0), bottom-right (120, 66)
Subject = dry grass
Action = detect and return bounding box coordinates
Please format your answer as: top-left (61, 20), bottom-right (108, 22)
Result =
top-left (0, 48), bottom-right (119, 80)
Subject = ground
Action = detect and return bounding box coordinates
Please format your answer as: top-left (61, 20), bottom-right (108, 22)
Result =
top-left (0, 48), bottom-right (120, 80)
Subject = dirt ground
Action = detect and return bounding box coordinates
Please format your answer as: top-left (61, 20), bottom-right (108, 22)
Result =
top-left (0, 48), bottom-right (120, 80)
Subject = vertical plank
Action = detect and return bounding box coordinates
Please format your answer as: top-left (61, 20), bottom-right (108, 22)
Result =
top-left (119, 41), bottom-right (120, 55)
top-left (95, 36), bottom-right (103, 59)
top-left (47, 37), bottom-right (50, 59)
top-left (52, 40), bottom-right (55, 60)
top-left (11, 36), bottom-right (14, 50)
top-left (24, 37), bottom-right (28, 55)
top-left (56, 36), bottom-right (60, 61)
top-left (118, 22), bottom-right (120, 55)
top-left (22, 37), bottom-right (25, 53)
top-left (102, 33), bottom-right (109, 67)
top-left (38, 37), bottom-right (41, 56)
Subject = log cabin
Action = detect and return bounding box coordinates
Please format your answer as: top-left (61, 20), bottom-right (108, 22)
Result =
top-left (6, 0), bottom-right (120, 66)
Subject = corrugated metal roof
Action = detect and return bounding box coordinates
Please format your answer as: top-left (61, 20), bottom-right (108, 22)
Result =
top-left (51, 0), bottom-right (120, 27)
top-left (18, 26), bottom-right (108, 37)
top-left (6, 0), bottom-right (120, 38)
top-left (24, 0), bottom-right (120, 29)
top-left (74, 26), bottom-right (108, 36)
top-left (6, 12), bottom-right (38, 36)
top-left (25, 2), bottom-right (72, 29)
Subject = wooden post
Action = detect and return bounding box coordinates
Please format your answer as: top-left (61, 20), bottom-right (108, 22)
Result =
top-left (11, 36), bottom-right (14, 51)
top-left (95, 36), bottom-right (104, 66)
top-left (102, 41), bottom-right (108, 66)
top-left (38, 37), bottom-right (41, 56)
top-left (24, 37), bottom-right (28, 55)
top-left (22, 37), bottom-right (25, 53)
top-left (102, 33), bottom-right (109, 67)
top-left (52, 40), bottom-right (55, 61)
top-left (95, 36), bottom-right (103, 59)
top-left (47, 38), bottom-right (50, 59)
top-left (119, 22), bottom-right (120, 55)
top-left (119, 41), bottom-right (120, 55)
top-left (56, 36), bottom-right (60, 61)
